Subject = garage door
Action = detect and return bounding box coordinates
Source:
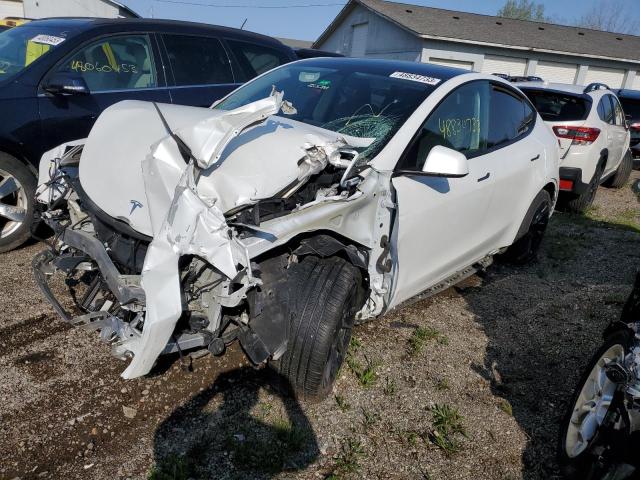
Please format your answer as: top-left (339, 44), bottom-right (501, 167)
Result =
top-left (350, 23), bottom-right (368, 57)
top-left (481, 55), bottom-right (527, 76)
top-left (428, 57), bottom-right (473, 70)
top-left (584, 66), bottom-right (626, 88)
top-left (535, 61), bottom-right (577, 84)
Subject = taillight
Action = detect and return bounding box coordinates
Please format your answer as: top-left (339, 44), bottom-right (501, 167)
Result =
top-left (552, 126), bottom-right (600, 145)
top-left (631, 122), bottom-right (640, 131)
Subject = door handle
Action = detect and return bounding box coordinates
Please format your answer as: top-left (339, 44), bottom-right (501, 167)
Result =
top-left (530, 154), bottom-right (540, 162)
top-left (477, 172), bottom-right (490, 182)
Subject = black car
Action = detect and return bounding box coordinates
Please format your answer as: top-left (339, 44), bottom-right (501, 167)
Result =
top-left (0, 18), bottom-right (295, 252)
top-left (616, 89), bottom-right (640, 160)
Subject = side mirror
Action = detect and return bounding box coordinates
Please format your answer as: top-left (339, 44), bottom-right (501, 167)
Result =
top-left (421, 145), bottom-right (469, 178)
top-left (43, 72), bottom-right (89, 96)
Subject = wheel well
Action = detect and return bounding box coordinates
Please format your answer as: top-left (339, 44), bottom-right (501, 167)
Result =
top-left (543, 182), bottom-right (556, 203)
top-left (255, 230), bottom-right (371, 290)
top-left (0, 149), bottom-right (37, 177)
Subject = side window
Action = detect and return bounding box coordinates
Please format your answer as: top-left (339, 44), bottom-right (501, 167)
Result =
top-left (162, 34), bottom-right (233, 86)
top-left (611, 96), bottom-right (625, 126)
top-left (398, 81), bottom-right (490, 171)
top-left (56, 35), bottom-right (157, 92)
top-left (226, 39), bottom-right (290, 81)
top-left (488, 84), bottom-right (534, 148)
top-left (599, 96), bottom-right (614, 124)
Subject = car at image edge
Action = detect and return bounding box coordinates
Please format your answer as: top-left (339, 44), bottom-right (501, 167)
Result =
top-left (0, 17), bottom-right (296, 252)
top-left (515, 81), bottom-right (632, 213)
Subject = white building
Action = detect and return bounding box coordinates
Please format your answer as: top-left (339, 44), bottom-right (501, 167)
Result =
top-left (1, 0), bottom-right (138, 19)
top-left (314, 0), bottom-right (640, 89)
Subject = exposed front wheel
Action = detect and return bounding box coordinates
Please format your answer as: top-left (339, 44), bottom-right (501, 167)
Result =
top-left (0, 153), bottom-right (36, 253)
top-left (277, 255), bottom-right (364, 400)
top-left (500, 190), bottom-right (551, 264)
top-left (558, 329), bottom-right (632, 479)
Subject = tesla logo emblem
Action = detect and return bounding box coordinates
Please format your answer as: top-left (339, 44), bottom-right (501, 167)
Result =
top-left (129, 200), bottom-right (143, 215)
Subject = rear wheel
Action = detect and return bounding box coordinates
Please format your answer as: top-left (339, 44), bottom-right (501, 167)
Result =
top-left (562, 163), bottom-right (604, 214)
top-left (277, 255), bottom-right (363, 400)
top-left (0, 153), bottom-right (36, 253)
top-left (603, 150), bottom-right (633, 189)
top-left (501, 190), bottom-right (551, 264)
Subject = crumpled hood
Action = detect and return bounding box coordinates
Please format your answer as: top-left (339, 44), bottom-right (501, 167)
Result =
top-left (79, 99), bottom-right (367, 238)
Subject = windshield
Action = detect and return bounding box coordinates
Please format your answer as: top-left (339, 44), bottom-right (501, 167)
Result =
top-left (216, 60), bottom-right (439, 162)
top-left (0, 25), bottom-right (74, 81)
top-left (520, 88), bottom-right (590, 122)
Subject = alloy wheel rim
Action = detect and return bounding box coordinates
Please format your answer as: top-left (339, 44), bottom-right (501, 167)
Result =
top-left (0, 168), bottom-right (28, 239)
top-left (565, 344), bottom-right (624, 458)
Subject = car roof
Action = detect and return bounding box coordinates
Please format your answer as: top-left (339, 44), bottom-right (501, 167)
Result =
top-left (514, 81), bottom-right (591, 95)
top-left (292, 56), bottom-right (469, 83)
top-left (23, 17), bottom-right (288, 48)
top-left (617, 89), bottom-right (640, 100)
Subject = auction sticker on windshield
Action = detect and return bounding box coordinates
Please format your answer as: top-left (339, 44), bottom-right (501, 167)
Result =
top-left (30, 34), bottom-right (66, 46)
top-left (390, 71), bottom-right (441, 85)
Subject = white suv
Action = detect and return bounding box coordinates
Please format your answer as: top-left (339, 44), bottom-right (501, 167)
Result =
top-left (35, 59), bottom-right (559, 399)
top-left (517, 81), bottom-right (632, 212)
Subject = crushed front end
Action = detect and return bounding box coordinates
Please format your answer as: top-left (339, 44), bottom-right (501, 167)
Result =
top-left (33, 91), bottom-right (395, 380)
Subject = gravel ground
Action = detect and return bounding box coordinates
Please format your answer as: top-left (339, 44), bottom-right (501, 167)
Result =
top-left (0, 171), bottom-right (638, 480)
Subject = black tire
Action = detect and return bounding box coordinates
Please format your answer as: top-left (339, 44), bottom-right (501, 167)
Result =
top-left (603, 150), bottom-right (633, 189)
top-left (562, 163), bottom-right (604, 214)
top-left (0, 153), bottom-right (36, 253)
top-left (558, 329), bottom-right (633, 480)
top-left (277, 255), bottom-right (363, 400)
top-left (500, 190), bottom-right (551, 265)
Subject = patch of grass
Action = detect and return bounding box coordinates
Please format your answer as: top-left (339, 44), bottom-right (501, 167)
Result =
top-left (546, 233), bottom-right (590, 261)
top-left (148, 454), bottom-right (195, 480)
top-left (332, 437), bottom-right (365, 475)
top-left (335, 394), bottom-right (351, 412)
top-left (406, 431), bottom-right (420, 446)
top-left (383, 377), bottom-right (397, 396)
top-left (360, 407), bottom-right (380, 431)
top-left (498, 399), bottom-right (513, 416)
top-left (408, 326), bottom-right (440, 355)
top-left (349, 336), bottom-right (363, 353)
top-left (435, 378), bottom-right (450, 391)
top-left (229, 418), bottom-right (312, 473)
top-left (613, 209), bottom-right (640, 233)
top-left (429, 404), bottom-right (466, 455)
top-left (347, 354), bottom-right (380, 388)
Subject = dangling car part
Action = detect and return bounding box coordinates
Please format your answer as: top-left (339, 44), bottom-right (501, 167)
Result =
top-left (34, 58), bottom-right (559, 399)
top-left (559, 272), bottom-right (640, 480)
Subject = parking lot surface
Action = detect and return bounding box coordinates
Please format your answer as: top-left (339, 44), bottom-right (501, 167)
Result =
top-left (1, 171), bottom-right (639, 480)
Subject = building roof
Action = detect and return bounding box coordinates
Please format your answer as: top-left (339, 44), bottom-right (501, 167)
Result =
top-left (277, 37), bottom-right (313, 49)
top-left (107, 1), bottom-right (140, 18)
top-left (314, 0), bottom-right (640, 64)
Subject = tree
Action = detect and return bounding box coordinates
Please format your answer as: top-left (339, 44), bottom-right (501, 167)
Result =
top-left (575, 0), bottom-right (639, 35)
top-left (498, 0), bottom-right (547, 22)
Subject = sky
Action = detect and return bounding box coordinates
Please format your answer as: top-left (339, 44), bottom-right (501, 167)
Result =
top-left (119, 0), bottom-right (640, 41)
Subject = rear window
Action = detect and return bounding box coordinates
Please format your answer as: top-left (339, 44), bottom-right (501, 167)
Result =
top-left (619, 97), bottom-right (640, 122)
top-left (163, 34), bottom-right (234, 86)
top-left (226, 39), bottom-right (291, 82)
top-left (520, 89), bottom-right (590, 122)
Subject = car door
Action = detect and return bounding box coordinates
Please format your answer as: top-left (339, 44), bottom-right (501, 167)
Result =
top-left (160, 33), bottom-right (239, 107)
top-left (609, 95), bottom-right (630, 172)
top-left (38, 33), bottom-right (170, 154)
top-left (483, 83), bottom-right (543, 246)
top-left (390, 80), bottom-right (496, 306)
